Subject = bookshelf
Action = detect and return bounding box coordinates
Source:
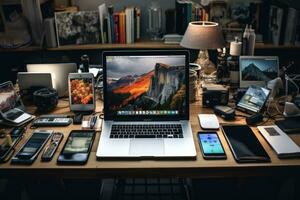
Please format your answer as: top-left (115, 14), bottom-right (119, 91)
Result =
top-left (1, 41), bottom-right (300, 52)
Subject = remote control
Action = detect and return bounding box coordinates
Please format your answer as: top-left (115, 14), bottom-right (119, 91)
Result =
top-left (32, 117), bottom-right (72, 127)
top-left (41, 132), bottom-right (64, 161)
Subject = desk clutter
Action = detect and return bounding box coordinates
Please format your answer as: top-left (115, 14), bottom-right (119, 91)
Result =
top-left (0, 50), bottom-right (300, 166)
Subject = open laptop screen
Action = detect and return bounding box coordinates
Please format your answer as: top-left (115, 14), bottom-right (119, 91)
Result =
top-left (103, 51), bottom-right (189, 121)
top-left (0, 81), bottom-right (17, 113)
top-left (239, 56), bottom-right (279, 88)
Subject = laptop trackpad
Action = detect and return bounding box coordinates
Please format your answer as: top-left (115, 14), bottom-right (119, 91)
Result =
top-left (129, 139), bottom-right (164, 156)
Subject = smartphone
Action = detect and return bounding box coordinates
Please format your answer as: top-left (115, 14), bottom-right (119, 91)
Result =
top-left (198, 132), bottom-right (226, 160)
top-left (57, 130), bottom-right (95, 165)
top-left (11, 130), bottom-right (53, 164)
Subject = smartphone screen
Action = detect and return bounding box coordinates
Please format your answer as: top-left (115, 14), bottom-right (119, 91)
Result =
top-left (17, 132), bottom-right (51, 159)
top-left (198, 132), bottom-right (226, 158)
top-left (62, 131), bottom-right (94, 155)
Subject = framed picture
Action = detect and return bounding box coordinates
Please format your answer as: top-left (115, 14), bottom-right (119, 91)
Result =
top-left (55, 11), bottom-right (100, 46)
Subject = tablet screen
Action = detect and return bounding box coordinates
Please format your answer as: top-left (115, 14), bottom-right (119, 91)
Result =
top-left (237, 86), bottom-right (270, 113)
top-left (70, 78), bottom-right (94, 105)
top-left (222, 125), bottom-right (270, 162)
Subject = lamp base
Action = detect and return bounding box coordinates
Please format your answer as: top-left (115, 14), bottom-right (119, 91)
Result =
top-left (195, 50), bottom-right (216, 75)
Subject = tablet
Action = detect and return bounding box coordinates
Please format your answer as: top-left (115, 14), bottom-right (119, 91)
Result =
top-left (221, 125), bottom-right (270, 163)
top-left (237, 86), bottom-right (270, 114)
top-left (68, 73), bottom-right (95, 112)
top-left (57, 130), bottom-right (95, 164)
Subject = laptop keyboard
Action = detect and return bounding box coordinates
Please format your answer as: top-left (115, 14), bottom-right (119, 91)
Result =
top-left (6, 110), bottom-right (24, 120)
top-left (110, 124), bottom-right (184, 139)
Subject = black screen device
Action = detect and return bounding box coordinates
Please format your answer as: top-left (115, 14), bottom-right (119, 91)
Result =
top-left (0, 127), bottom-right (25, 162)
top-left (214, 105), bottom-right (235, 120)
top-left (221, 125), bottom-right (270, 163)
top-left (11, 130), bottom-right (52, 164)
top-left (198, 132), bottom-right (226, 160)
top-left (57, 130), bottom-right (95, 165)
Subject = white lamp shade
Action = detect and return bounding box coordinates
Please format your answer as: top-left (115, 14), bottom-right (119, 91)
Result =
top-left (180, 21), bottom-right (225, 50)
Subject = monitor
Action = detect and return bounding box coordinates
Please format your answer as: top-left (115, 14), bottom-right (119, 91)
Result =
top-left (103, 50), bottom-right (189, 121)
top-left (239, 56), bottom-right (279, 88)
top-left (26, 63), bottom-right (77, 97)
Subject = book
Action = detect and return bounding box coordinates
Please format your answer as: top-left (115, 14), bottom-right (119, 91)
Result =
top-left (108, 5), bottom-right (114, 43)
top-left (175, 0), bottom-right (186, 35)
top-left (119, 12), bottom-right (126, 44)
top-left (113, 13), bottom-right (120, 43)
top-left (165, 9), bottom-right (176, 34)
top-left (98, 3), bottom-right (108, 44)
top-left (135, 7), bottom-right (141, 40)
top-left (125, 7), bottom-right (134, 44)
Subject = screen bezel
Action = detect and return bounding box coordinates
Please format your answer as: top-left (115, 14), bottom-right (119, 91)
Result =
top-left (237, 86), bottom-right (271, 114)
top-left (239, 56), bottom-right (279, 88)
top-left (68, 73), bottom-right (95, 112)
top-left (61, 130), bottom-right (95, 156)
top-left (197, 132), bottom-right (226, 158)
top-left (102, 50), bottom-right (190, 121)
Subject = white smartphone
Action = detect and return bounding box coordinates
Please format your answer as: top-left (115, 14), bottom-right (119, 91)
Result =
top-left (68, 73), bottom-right (95, 112)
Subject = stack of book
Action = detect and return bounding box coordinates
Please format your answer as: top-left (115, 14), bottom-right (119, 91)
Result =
top-left (175, 0), bottom-right (208, 35)
top-left (98, 4), bottom-right (141, 44)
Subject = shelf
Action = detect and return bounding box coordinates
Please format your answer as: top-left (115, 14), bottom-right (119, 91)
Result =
top-left (1, 41), bottom-right (300, 52)
top-left (0, 46), bottom-right (42, 53)
top-left (255, 43), bottom-right (300, 50)
top-left (47, 41), bottom-right (182, 51)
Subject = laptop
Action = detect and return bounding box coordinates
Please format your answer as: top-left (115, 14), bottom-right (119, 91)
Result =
top-left (0, 81), bottom-right (33, 124)
top-left (239, 56), bottom-right (279, 88)
top-left (96, 50), bottom-right (196, 158)
top-left (18, 72), bottom-right (53, 93)
top-left (26, 63), bottom-right (77, 97)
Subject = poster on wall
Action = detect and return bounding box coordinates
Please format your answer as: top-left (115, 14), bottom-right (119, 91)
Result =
top-left (55, 11), bottom-right (101, 46)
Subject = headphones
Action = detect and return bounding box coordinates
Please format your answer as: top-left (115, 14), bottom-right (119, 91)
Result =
top-left (33, 88), bottom-right (58, 113)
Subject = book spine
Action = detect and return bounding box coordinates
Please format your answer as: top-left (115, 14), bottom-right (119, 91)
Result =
top-left (110, 14), bottom-right (115, 43)
top-left (125, 8), bottom-right (131, 44)
top-left (136, 8), bottom-right (141, 40)
top-left (113, 13), bottom-right (120, 43)
top-left (120, 12), bottom-right (125, 44)
top-left (131, 8), bottom-right (134, 43)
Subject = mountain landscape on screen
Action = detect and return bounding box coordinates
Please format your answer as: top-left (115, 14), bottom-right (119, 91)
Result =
top-left (242, 62), bottom-right (277, 81)
top-left (107, 63), bottom-right (186, 114)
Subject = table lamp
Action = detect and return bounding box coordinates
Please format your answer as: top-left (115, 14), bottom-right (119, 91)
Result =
top-left (180, 21), bottom-right (225, 75)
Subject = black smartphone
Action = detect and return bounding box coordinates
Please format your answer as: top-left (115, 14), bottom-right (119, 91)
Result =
top-left (57, 130), bottom-right (95, 165)
top-left (198, 131), bottom-right (227, 160)
top-left (11, 130), bottom-right (53, 164)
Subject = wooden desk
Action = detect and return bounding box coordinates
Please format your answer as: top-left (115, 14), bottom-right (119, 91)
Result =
top-left (1, 98), bottom-right (300, 179)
